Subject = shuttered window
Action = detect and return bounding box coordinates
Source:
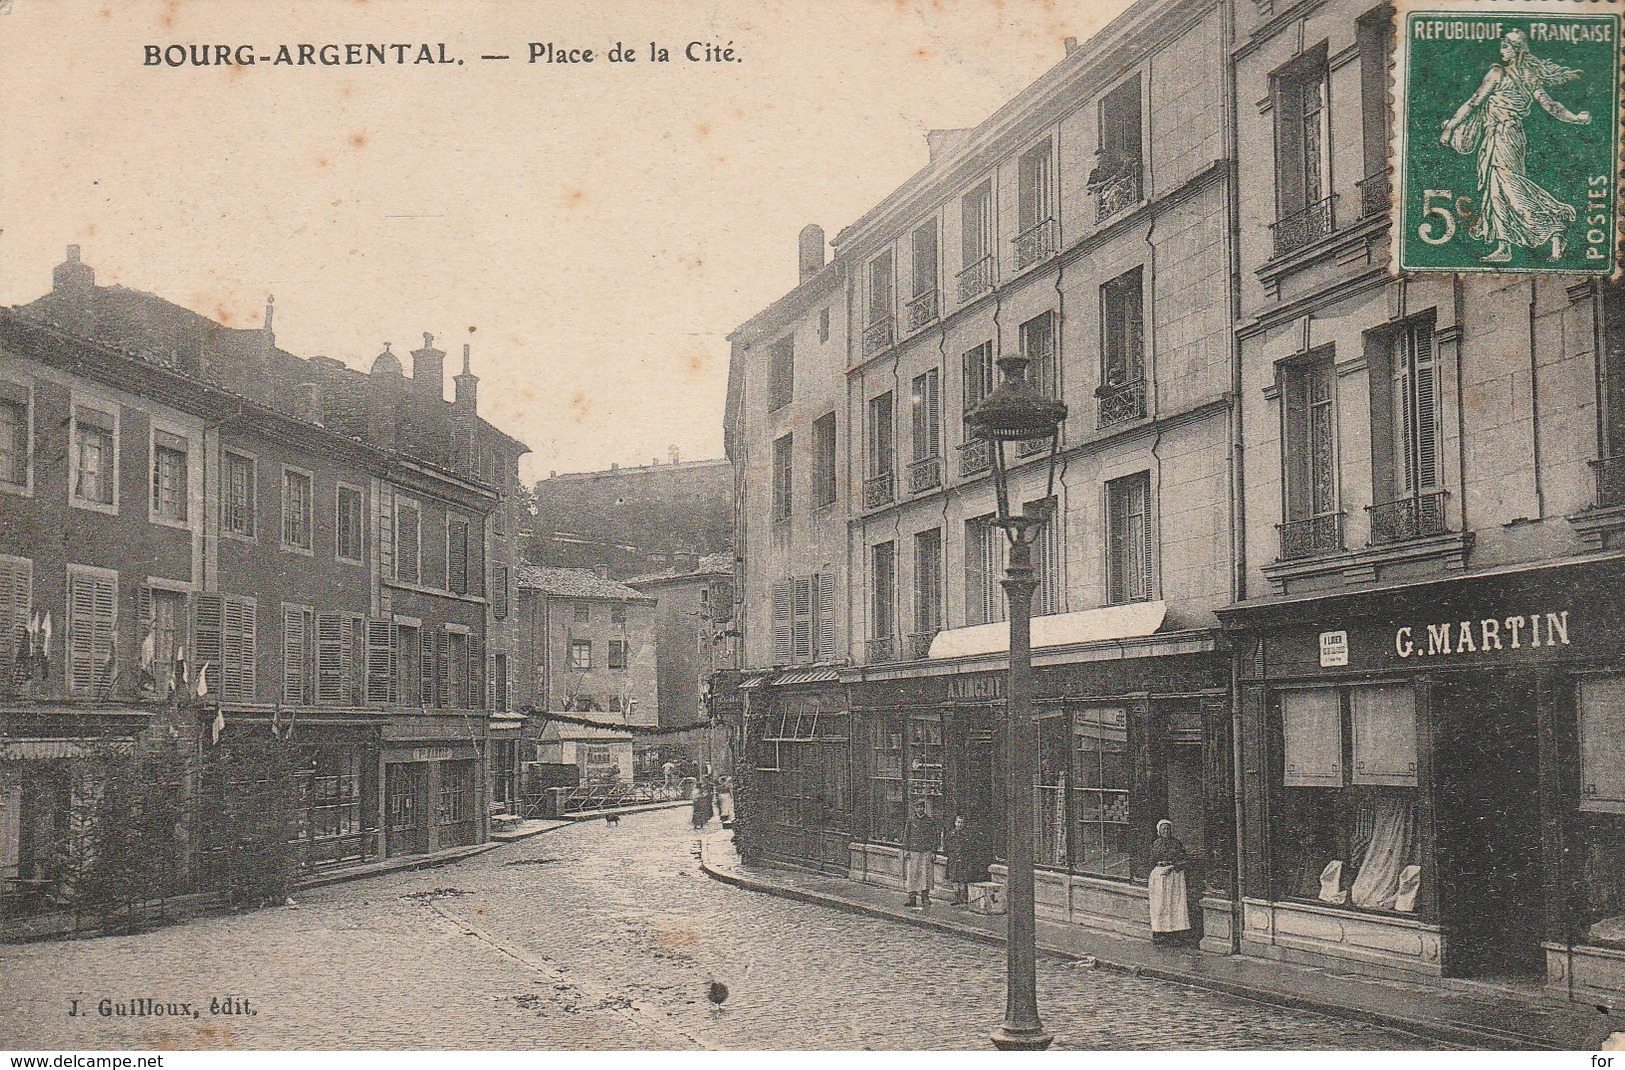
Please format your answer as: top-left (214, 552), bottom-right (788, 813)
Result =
top-left (493, 564), bottom-right (509, 620)
top-left (812, 413), bottom-right (838, 507)
top-left (1106, 473), bottom-right (1152, 605)
top-left (366, 617), bottom-right (396, 706)
top-left (315, 611), bottom-right (363, 706)
top-left (913, 528), bottom-right (942, 636)
top-left (191, 592), bottom-right (257, 703)
top-left (282, 604), bottom-right (313, 705)
top-left (0, 387), bottom-right (27, 489)
top-left (1282, 688), bottom-right (1344, 787)
top-left (1350, 685), bottom-right (1418, 787)
top-left (910, 369), bottom-right (940, 462)
top-left (67, 567), bottom-right (117, 697)
top-left (447, 516), bottom-right (470, 594)
top-left (964, 514), bottom-right (1005, 626)
top-left (772, 434), bottom-right (793, 521)
top-left (0, 556), bottom-right (32, 680)
top-left (467, 633), bottom-right (483, 709)
top-left (867, 251), bottom-right (894, 326)
top-left (1394, 318), bottom-right (1440, 495)
top-left (868, 392), bottom-right (894, 478)
top-left (962, 181), bottom-right (993, 268)
top-left (1028, 500), bottom-right (1060, 616)
top-left (871, 542), bottom-right (896, 642)
top-left (771, 580), bottom-right (793, 664)
top-left (792, 577), bottom-right (813, 662)
top-left (768, 336), bottom-right (794, 411)
top-left (815, 572), bottom-right (837, 661)
top-left (1017, 140), bottom-right (1054, 233)
top-left (420, 628), bottom-right (436, 708)
top-left (395, 499), bottom-right (421, 584)
top-left (1283, 351), bottom-right (1338, 522)
top-left (336, 484), bottom-right (364, 563)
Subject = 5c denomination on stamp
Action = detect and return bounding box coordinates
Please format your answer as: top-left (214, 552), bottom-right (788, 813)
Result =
top-left (1395, 0), bottom-right (1621, 275)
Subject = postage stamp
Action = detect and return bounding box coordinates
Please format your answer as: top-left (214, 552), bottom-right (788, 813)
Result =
top-left (1394, 0), bottom-right (1622, 275)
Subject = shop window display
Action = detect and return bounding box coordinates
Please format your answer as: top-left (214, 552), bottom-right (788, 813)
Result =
top-left (1576, 675), bottom-right (1625, 945)
top-left (869, 713), bottom-right (906, 844)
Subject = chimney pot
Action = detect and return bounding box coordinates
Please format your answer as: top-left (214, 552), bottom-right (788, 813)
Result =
top-left (67, 245), bottom-right (81, 262)
top-left (1064, 36), bottom-right (1079, 54)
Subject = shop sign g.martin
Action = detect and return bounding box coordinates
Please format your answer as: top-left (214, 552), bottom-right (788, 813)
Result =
top-left (1393, 610), bottom-right (1571, 658)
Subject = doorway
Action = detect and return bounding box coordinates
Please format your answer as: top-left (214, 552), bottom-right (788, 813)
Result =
top-left (1435, 674), bottom-right (1545, 977)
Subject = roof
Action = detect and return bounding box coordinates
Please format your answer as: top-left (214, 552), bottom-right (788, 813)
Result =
top-left (540, 457), bottom-right (730, 482)
top-left (625, 552), bottom-right (734, 587)
top-left (514, 563), bottom-right (655, 601)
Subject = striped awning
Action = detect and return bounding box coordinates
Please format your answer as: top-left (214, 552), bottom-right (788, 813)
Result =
top-left (770, 667), bottom-right (842, 687)
top-left (1, 738), bottom-right (135, 760)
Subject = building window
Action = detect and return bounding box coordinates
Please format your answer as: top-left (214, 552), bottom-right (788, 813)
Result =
top-left (608, 639), bottom-right (627, 670)
top-left (910, 369), bottom-right (940, 464)
top-left (964, 513), bottom-right (1006, 626)
top-left (959, 181), bottom-right (995, 300)
top-left (771, 573), bottom-right (835, 665)
top-left (819, 308), bottom-right (830, 343)
top-left (282, 467), bottom-right (313, 552)
top-left (909, 220), bottom-right (939, 328)
top-left (1366, 313), bottom-right (1445, 542)
top-left (1581, 676), bottom-right (1625, 814)
top-left (812, 412), bottom-right (838, 508)
top-left (1029, 498), bottom-right (1060, 616)
top-left (223, 450), bottom-right (256, 539)
top-left (1391, 318), bottom-right (1441, 497)
top-left (194, 593), bottom-right (258, 703)
top-left (282, 603), bottom-right (314, 706)
top-left (447, 515), bottom-right (470, 594)
top-left (311, 750), bottom-right (364, 846)
top-left (867, 251), bottom-right (894, 329)
top-left (1100, 269), bottom-right (1146, 426)
top-left (869, 712), bottom-right (907, 844)
top-left (1106, 473), bottom-right (1152, 605)
top-left (768, 336), bottom-right (794, 411)
top-left (1020, 311), bottom-right (1056, 400)
top-left (1015, 139), bottom-right (1056, 267)
top-left (962, 341), bottom-right (995, 429)
top-left (871, 541), bottom-right (896, 646)
top-left (66, 566), bottom-right (117, 698)
top-left (868, 392), bottom-right (894, 480)
top-left (494, 564), bottom-right (509, 620)
top-left (574, 601), bottom-right (590, 624)
top-left (570, 639), bottom-right (592, 670)
top-left (1272, 45), bottom-right (1334, 255)
top-left (611, 602), bottom-right (626, 625)
top-left (336, 484), bottom-right (364, 563)
top-left (140, 586), bottom-right (186, 700)
top-left (72, 405), bottom-right (116, 509)
top-left (913, 528), bottom-right (942, 647)
top-left (151, 429), bottom-right (188, 523)
top-left (1356, 8), bottom-right (1394, 215)
top-left (0, 386), bottom-right (30, 491)
top-left (0, 555), bottom-right (32, 687)
top-left (772, 433), bottom-right (794, 522)
top-left (395, 499), bottom-right (421, 583)
top-left (1065, 707), bottom-right (1132, 876)
top-left (1093, 75), bottom-right (1144, 219)
top-left (1280, 350), bottom-right (1340, 557)
top-left (1275, 685), bottom-right (1424, 915)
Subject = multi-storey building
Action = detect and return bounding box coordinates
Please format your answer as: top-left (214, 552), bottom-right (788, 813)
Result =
top-left (1220, 0), bottom-right (1625, 1004)
top-left (728, 0), bottom-right (1240, 946)
top-left (0, 247), bottom-right (528, 894)
top-left (627, 552), bottom-right (736, 770)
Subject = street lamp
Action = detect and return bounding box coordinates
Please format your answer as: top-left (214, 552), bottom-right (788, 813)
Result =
top-left (965, 352), bottom-right (1066, 1052)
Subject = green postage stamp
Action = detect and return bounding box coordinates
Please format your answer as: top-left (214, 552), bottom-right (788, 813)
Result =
top-left (1395, 0), bottom-right (1622, 275)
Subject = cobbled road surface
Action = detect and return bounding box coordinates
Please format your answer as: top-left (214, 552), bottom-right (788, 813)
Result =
top-left (0, 807), bottom-right (1448, 1050)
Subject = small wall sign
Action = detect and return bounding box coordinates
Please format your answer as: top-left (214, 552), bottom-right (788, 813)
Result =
top-left (1319, 630), bottom-right (1350, 667)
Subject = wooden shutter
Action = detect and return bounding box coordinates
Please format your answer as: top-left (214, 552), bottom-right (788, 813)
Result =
top-left (220, 595), bottom-right (256, 702)
top-left (1274, 69), bottom-right (1308, 217)
top-left (68, 570), bottom-right (116, 698)
top-left (448, 518), bottom-right (469, 594)
top-left (965, 520), bottom-right (987, 626)
top-left (771, 580), bottom-right (793, 664)
top-left (282, 605), bottom-right (306, 705)
top-left (365, 617), bottom-right (395, 706)
top-left (468, 633), bottom-right (484, 708)
top-left (420, 629), bottom-right (435, 708)
top-left (437, 630), bottom-right (451, 708)
top-left (1350, 685), bottom-right (1418, 786)
top-left (1411, 323), bottom-right (1438, 490)
top-left (342, 613), bottom-right (362, 705)
top-left (0, 557), bottom-right (31, 675)
top-left (1282, 688), bottom-right (1343, 787)
top-left (378, 484), bottom-right (395, 579)
top-left (193, 592), bottom-right (224, 686)
top-left (1581, 676), bottom-right (1625, 813)
top-left (792, 577), bottom-right (813, 662)
top-left (316, 613), bottom-right (344, 704)
top-left (816, 572), bottom-right (837, 661)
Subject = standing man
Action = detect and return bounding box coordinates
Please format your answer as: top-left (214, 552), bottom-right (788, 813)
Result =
top-left (904, 798), bottom-right (940, 911)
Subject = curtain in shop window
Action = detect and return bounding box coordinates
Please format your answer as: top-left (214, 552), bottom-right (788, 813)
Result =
top-left (1349, 795), bottom-right (1415, 910)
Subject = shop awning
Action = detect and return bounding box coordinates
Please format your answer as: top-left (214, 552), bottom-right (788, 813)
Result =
top-left (770, 667), bottom-right (842, 687)
top-left (928, 601), bottom-right (1168, 660)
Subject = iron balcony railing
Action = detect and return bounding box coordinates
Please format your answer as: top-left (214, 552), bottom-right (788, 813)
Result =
top-left (863, 472), bottom-right (895, 510)
top-left (907, 455), bottom-right (942, 494)
top-left (1013, 218), bottom-right (1060, 271)
top-left (1270, 194), bottom-right (1337, 259)
top-left (863, 316), bottom-right (895, 357)
top-left (1367, 489), bottom-right (1450, 545)
top-left (1097, 377), bottom-right (1147, 428)
top-left (906, 631), bottom-right (938, 660)
top-left (1094, 158), bottom-right (1144, 222)
top-left (906, 290), bottom-right (939, 332)
top-left (1276, 511), bottom-right (1345, 561)
top-left (1015, 436), bottom-right (1050, 458)
top-left (959, 437), bottom-right (993, 477)
top-left (1358, 169), bottom-right (1392, 220)
top-left (866, 636), bottom-right (897, 663)
top-left (957, 256), bottom-right (995, 302)
top-left (1593, 456), bottom-right (1625, 509)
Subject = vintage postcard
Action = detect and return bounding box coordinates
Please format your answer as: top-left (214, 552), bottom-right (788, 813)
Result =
top-left (2, 0), bottom-right (1625, 1059)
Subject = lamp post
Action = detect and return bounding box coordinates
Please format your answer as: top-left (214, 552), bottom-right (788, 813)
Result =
top-left (965, 352), bottom-right (1067, 1052)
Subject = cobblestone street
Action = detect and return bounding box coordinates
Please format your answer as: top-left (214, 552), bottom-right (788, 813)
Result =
top-left (1, 808), bottom-right (1448, 1050)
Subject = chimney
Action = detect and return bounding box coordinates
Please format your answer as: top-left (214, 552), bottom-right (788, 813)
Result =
top-left (52, 245), bottom-right (96, 330)
top-left (411, 332), bottom-right (446, 403)
top-left (452, 343), bottom-right (479, 476)
top-left (798, 224), bottom-right (825, 281)
top-left (1064, 36), bottom-right (1079, 55)
top-left (668, 445), bottom-right (679, 465)
top-left (295, 382), bottom-right (323, 425)
top-left (367, 342), bottom-right (404, 447)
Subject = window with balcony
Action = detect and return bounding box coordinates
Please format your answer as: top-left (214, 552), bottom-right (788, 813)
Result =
top-left (1357, 8), bottom-right (1394, 219)
top-left (1272, 45), bottom-right (1334, 257)
top-left (865, 391), bottom-right (895, 509)
top-left (960, 341), bottom-right (995, 476)
top-left (1367, 313), bottom-right (1447, 544)
top-left (959, 180), bottom-right (995, 301)
top-left (1100, 269), bottom-right (1146, 427)
top-left (964, 513), bottom-right (1006, 626)
top-left (772, 432), bottom-right (794, 522)
top-left (865, 251), bottom-right (896, 355)
top-left (1015, 139), bottom-right (1058, 269)
top-left (1106, 472), bottom-right (1153, 605)
top-left (0, 385), bottom-right (27, 491)
top-left (1015, 312), bottom-right (1058, 456)
top-left (1092, 75), bottom-right (1143, 222)
top-left (151, 429), bottom-right (188, 524)
top-left (768, 336), bottom-right (794, 411)
top-left (812, 412), bottom-right (838, 508)
top-left (1279, 350), bottom-right (1343, 560)
top-left (912, 528), bottom-right (942, 659)
top-left (223, 450), bottom-right (256, 539)
top-left (908, 369), bottom-right (941, 494)
top-left (908, 221), bottom-right (940, 330)
top-left (870, 541), bottom-right (896, 661)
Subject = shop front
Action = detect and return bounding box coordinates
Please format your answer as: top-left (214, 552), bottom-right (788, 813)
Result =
top-left (845, 629), bottom-right (1234, 950)
top-left (738, 670), bottom-right (850, 875)
top-left (1223, 556), bottom-right (1625, 1000)
top-left (380, 733), bottom-right (486, 858)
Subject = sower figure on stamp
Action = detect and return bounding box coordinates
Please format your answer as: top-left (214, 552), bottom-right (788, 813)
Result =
top-left (903, 798), bottom-right (940, 911)
top-left (1440, 29), bottom-right (1592, 263)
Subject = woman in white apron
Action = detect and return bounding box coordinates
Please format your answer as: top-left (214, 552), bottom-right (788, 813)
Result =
top-left (1147, 819), bottom-right (1192, 946)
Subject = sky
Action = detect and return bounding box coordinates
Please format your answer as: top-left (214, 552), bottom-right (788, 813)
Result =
top-left (0, 0), bottom-right (1133, 481)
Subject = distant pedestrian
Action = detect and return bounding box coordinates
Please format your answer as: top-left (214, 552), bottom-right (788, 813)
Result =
top-left (1148, 819), bottom-right (1193, 946)
top-left (662, 761), bottom-right (677, 788)
top-left (692, 789), bottom-right (713, 831)
top-left (716, 778), bottom-right (735, 827)
top-left (903, 799), bottom-right (939, 910)
top-left (945, 813), bottom-right (985, 904)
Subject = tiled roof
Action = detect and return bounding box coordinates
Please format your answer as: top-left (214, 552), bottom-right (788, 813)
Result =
top-left (514, 563), bottom-right (654, 601)
top-left (624, 551), bottom-right (734, 587)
